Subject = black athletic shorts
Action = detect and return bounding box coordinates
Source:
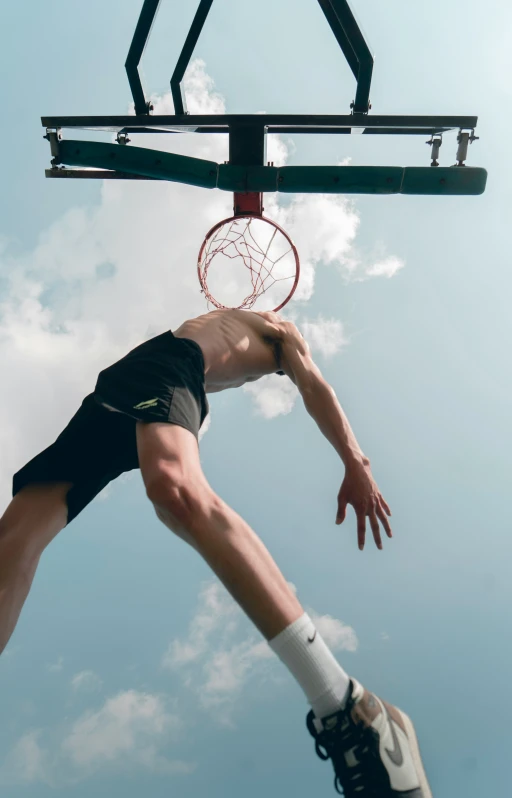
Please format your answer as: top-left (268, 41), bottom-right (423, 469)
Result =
top-left (12, 331), bottom-right (209, 525)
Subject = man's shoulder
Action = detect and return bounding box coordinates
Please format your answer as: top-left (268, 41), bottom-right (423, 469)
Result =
top-left (253, 311), bottom-right (298, 335)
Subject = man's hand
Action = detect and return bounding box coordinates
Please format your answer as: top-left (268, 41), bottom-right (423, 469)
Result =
top-left (336, 459), bottom-right (393, 551)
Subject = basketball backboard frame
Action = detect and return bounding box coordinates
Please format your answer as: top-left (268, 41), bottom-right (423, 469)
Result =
top-left (42, 0), bottom-right (486, 197)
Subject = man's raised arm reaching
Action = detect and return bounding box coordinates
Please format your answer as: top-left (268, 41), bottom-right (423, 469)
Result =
top-left (279, 321), bottom-right (392, 551)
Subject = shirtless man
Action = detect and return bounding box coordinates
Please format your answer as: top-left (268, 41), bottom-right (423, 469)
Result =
top-left (0, 309), bottom-right (432, 797)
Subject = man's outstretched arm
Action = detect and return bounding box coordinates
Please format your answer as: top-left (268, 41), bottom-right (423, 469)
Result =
top-left (279, 323), bottom-right (392, 550)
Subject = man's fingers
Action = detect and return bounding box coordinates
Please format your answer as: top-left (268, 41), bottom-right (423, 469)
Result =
top-left (357, 512), bottom-right (366, 551)
top-left (336, 499), bottom-right (347, 525)
top-left (344, 493), bottom-right (391, 550)
top-left (380, 495), bottom-right (392, 516)
top-left (377, 502), bottom-right (393, 538)
top-left (369, 509), bottom-right (382, 550)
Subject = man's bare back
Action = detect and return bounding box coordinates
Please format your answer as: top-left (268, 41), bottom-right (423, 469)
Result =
top-left (173, 309), bottom-right (287, 392)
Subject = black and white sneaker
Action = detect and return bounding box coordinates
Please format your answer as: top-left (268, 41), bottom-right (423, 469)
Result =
top-left (306, 679), bottom-right (433, 796)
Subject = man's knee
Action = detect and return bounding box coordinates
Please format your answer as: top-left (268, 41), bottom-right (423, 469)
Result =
top-left (145, 465), bottom-right (221, 539)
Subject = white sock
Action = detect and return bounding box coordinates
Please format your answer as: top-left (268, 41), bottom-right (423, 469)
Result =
top-left (269, 612), bottom-right (351, 719)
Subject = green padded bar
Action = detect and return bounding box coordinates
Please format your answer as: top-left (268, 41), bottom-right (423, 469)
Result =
top-left (55, 141), bottom-right (487, 196)
top-left (57, 140), bottom-right (218, 189)
top-left (277, 166), bottom-right (404, 194)
top-left (217, 164), bottom-right (279, 192)
top-left (218, 165), bottom-right (488, 195)
top-left (401, 166), bottom-right (487, 195)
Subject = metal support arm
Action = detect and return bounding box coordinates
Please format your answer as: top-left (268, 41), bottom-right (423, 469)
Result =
top-left (125, 0), bottom-right (374, 117)
top-left (125, 0), bottom-right (161, 115)
top-left (317, 0), bottom-right (373, 113)
top-left (171, 0), bottom-right (215, 114)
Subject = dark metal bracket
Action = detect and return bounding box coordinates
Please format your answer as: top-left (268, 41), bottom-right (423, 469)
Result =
top-left (125, 0), bottom-right (374, 117)
top-left (317, 0), bottom-right (373, 113)
top-left (125, 0), bottom-right (161, 115)
top-left (171, 0), bottom-right (215, 115)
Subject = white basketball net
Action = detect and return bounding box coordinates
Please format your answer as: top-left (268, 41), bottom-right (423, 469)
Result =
top-left (198, 215), bottom-right (299, 311)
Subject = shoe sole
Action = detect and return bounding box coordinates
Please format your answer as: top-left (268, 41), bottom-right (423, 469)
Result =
top-left (400, 711), bottom-right (433, 798)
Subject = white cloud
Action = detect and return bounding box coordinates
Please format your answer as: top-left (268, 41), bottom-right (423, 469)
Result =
top-left (0, 690), bottom-right (196, 787)
top-left (365, 255), bottom-right (405, 279)
top-left (200, 639), bottom-right (273, 714)
top-left (338, 248), bottom-right (406, 282)
top-left (0, 731), bottom-right (50, 786)
top-left (263, 192), bottom-right (361, 303)
top-left (309, 611), bottom-right (358, 653)
top-left (61, 690), bottom-right (183, 772)
top-left (162, 579), bottom-right (357, 727)
top-left (243, 373), bottom-right (299, 419)
top-left (70, 670), bottom-right (103, 693)
top-left (162, 581), bottom-right (273, 725)
top-left (301, 316), bottom-right (348, 358)
top-left (162, 581), bottom-right (239, 670)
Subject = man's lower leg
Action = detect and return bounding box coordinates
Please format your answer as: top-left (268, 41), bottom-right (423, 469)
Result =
top-left (169, 497), bottom-right (351, 719)
top-left (270, 613), bottom-right (351, 718)
top-left (0, 485), bottom-right (69, 656)
top-left (187, 498), bottom-right (303, 641)
top-left (0, 530), bottom-right (41, 655)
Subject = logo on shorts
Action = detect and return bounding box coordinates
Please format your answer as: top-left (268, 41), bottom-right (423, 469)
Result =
top-left (133, 398), bottom-right (159, 410)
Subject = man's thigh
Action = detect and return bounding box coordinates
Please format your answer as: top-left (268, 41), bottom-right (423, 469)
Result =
top-left (12, 395), bottom-right (139, 527)
top-left (136, 422), bottom-right (215, 542)
top-left (136, 421), bottom-right (204, 491)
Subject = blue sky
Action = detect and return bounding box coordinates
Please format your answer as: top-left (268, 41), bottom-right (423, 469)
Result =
top-left (0, 1), bottom-right (511, 796)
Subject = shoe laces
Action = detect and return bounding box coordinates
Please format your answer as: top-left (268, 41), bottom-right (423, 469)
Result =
top-left (306, 704), bottom-right (387, 797)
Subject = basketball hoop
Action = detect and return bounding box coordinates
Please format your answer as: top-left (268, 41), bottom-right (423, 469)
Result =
top-left (197, 192), bottom-right (300, 312)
